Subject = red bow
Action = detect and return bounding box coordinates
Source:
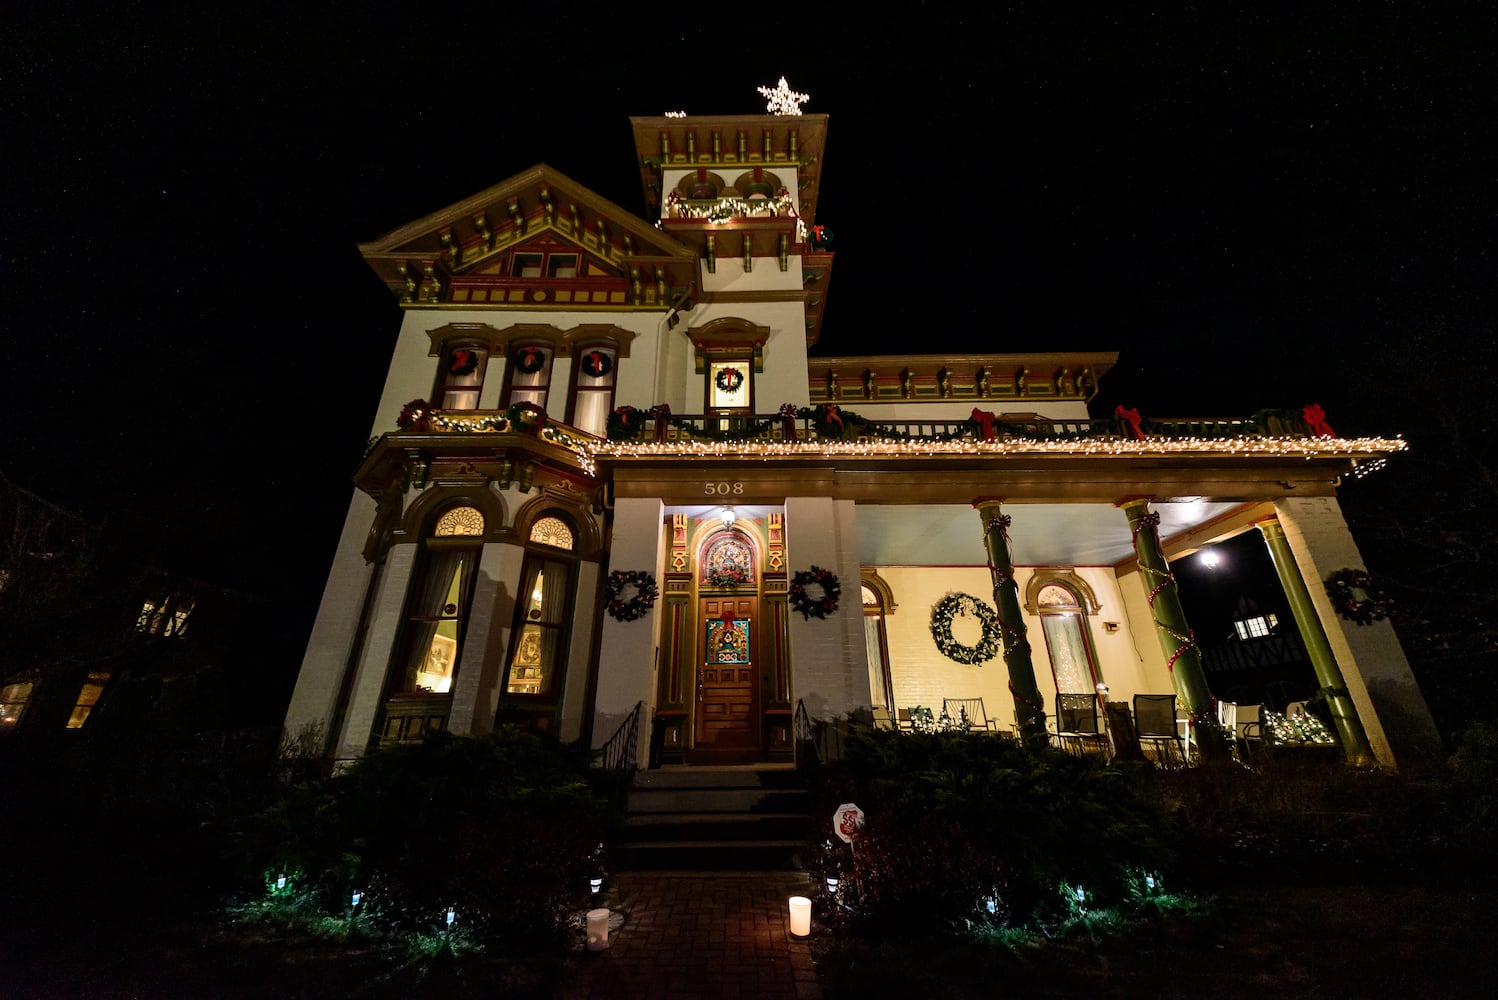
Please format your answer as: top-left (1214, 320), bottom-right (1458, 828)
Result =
top-left (823, 404), bottom-right (843, 429)
top-left (971, 408), bottom-right (997, 440)
top-left (1115, 405), bottom-right (1144, 440)
top-left (1302, 403), bottom-right (1335, 437)
top-left (651, 403), bottom-right (672, 443)
top-left (779, 402), bottom-right (799, 442)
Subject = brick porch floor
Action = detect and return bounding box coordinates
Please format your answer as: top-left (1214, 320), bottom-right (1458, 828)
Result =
top-left (562, 871), bottom-right (822, 1000)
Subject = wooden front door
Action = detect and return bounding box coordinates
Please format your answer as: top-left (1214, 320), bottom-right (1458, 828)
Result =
top-left (694, 595), bottom-right (760, 759)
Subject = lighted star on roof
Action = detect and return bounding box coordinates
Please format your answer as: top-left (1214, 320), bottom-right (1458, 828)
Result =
top-left (757, 77), bottom-right (809, 116)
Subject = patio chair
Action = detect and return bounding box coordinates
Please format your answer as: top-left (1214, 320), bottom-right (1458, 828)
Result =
top-left (1236, 703), bottom-right (1263, 761)
top-left (896, 708), bottom-right (915, 733)
top-left (871, 706), bottom-right (896, 732)
top-left (1133, 693), bottom-right (1188, 765)
top-left (1056, 692), bottom-right (1109, 758)
top-left (942, 697), bottom-right (996, 732)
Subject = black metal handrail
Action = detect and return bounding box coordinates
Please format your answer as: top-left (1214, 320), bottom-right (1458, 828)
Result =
top-left (599, 700), bottom-right (644, 774)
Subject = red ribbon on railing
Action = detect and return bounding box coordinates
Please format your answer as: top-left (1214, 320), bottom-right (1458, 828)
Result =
top-left (651, 403), bottom-right (671, 443)
top-left (971, 407), bottom-right (997, 440)
top-left (779, 403), bottom-right (799, 442)
top-left (1115, 405), bottom-right (1145, 440)
top-left (1302, 403), bottom-right (1336, 437)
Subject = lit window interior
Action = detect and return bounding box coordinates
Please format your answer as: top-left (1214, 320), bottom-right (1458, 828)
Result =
top-left (1, 680), bottom-right (34, 727)
top-left (66, 671), bottom-right (111, 729)
top-left (1233, 613), bottom-right (1278, 640)
top-left (529, 517), bottom-right (574, 550)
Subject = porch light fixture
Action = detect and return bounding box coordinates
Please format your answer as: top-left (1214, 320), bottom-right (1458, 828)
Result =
top-left (789, 895), bottom-right (811, 937)
top-left (1198, 549), bottom-right (1221, 569)
top-left (720, 506), bottom-right (736, 529)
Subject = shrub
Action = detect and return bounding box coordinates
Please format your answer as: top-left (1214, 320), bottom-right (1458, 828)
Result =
top-left (248, 727), bottom-right (606, 948)
top-left (806, 729), bottom-right (1176, 936)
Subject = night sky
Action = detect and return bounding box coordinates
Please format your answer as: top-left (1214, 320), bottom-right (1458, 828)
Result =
top-left (4, 5), bottom-right (1492, 628)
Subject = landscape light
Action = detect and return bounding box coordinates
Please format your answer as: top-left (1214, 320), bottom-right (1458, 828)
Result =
top-left (789, 896), bottom-right (811, 937)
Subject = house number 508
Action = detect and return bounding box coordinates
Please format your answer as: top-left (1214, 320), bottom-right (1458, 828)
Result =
top-left (704, 482), bottom-right (744, 496)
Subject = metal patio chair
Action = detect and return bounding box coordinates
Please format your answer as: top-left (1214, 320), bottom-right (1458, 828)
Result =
top-left (1133, 693), bottom-right (1188, 765)
top-left (1056, 692), bottom-right (1110, 758)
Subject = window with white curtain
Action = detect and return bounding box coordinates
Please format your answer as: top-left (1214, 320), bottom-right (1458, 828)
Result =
top-left (861, 584), bottom-right (894, 713)
top-left (505, 514), bottom-right (576, 698)
top-left (568, 345), bottom-right (617, 437)
top-left (391, 506), bottom-right (484, 696)
top-left (1036, 582), bottom-right (1102, 695)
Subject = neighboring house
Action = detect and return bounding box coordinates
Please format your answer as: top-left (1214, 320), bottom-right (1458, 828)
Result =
top-left (0, 473), bottom-right (289, 743)
top-left (283, 106), bottom-right (1439, 772)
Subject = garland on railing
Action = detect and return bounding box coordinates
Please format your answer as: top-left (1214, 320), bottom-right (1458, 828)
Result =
top-left (605, 570), bottom-right (659, 622)
top-left (929, 593), bottom-right (1002, 665)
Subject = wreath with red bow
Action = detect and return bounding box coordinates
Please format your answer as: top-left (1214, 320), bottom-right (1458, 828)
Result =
top-left (605, 570), bottom-right (659, 622)
top-left (447, 349), bottom-right (479, 376)
top-left (513, 346), bottom-right (547, 374)
top-left (580, 350), bottom-right (613, 378)
top-left (714, 367), bottom-right (745, 393)
top-left (789, 566), bottom-right (840, 620)
top-left (1325, 568), bottom-right (1392, 625)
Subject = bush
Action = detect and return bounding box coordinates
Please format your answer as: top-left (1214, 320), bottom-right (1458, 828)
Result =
top-left (248, 728), bottom-right (606, 948)
top-left (806, 729), bottom-right (1176, 937)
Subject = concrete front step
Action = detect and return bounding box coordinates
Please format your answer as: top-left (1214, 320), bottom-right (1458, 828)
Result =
top-left (614, 765), bottom-right (812, 872)
top-left (612, 839), bottom-right (809, 872)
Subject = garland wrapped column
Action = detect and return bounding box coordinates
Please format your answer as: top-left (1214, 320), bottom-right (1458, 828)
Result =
top-left (1255, 517), bottom-right (1375, 766)
top-left (1119, 498), bottom-right (1230, 761)
top-left (974, 500), bottom-right (1047, 748)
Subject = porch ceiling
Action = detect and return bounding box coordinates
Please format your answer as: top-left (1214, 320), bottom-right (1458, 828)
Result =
top-left (666, 499), bottom-right (1249, 568)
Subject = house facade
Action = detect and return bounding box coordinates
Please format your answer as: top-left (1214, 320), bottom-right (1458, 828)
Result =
top-left (284, 109), bottom-right (1439, 771)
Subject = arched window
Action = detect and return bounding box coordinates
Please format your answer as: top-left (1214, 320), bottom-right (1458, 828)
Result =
top-left (504, 512), bottom-right (577, 703)
top-left (862, 582), bottom-right (895, 714)
top-left (701, 533), bottom-right (755, 589)
top-left (391, 505), bottom-right (485, 698)
top-left (1035, 582), bottom-right (1103, 696)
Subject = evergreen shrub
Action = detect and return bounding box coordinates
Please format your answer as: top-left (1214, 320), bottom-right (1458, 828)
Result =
top-left (806, 729), bottom-right (1175, 937)
top-left (249, 727), bottom-right (606, 948)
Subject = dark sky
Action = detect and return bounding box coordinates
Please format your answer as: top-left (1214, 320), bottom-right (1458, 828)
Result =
top-left (3, 4), bottom-right (1492, 612)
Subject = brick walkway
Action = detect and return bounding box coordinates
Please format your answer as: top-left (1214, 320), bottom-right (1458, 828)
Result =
top-left (562, 871), bottom-right (822, 1000)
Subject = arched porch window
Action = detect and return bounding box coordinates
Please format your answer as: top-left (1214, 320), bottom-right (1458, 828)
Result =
top-left (504, 514), bottom-right (577, 701)
top-left (1035, 582), bottom-right (1103, 695)
top-left (861, 583), bottom-right (894, 714)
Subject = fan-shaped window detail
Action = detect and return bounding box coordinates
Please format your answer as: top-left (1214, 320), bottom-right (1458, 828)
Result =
top-left (435, 506), bottom-right (485, 537)
top-left (530, 516), bottom-right (574, 551)
top-left (702, 535), bottom-right (754, 588)
top-left (1037, 584), bottom-right (1079, 609)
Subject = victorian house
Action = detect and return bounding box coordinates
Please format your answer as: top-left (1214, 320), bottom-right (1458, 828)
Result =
top-left (283, 105), bottom-right (1439, 772)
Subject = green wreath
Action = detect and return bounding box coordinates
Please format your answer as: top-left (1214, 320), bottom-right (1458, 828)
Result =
top-left (930, 593), bottom-right (1002, 664)
top-left (605, 570), bottom-right (659, 622)
top-left (714, 367), bottom-right (745, 393)
top-left (1325, 568), bottom-right (1392, 626)
top-left (789, 566), bottom-right (840, 620)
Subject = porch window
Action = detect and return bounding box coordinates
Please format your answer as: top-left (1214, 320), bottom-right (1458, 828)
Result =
top-left (861, 584), bottom-right (894, 714)
top-left (1036, 582), bottom-right (1103, 695)
top-left (707, 358), bottom-right (752, 412)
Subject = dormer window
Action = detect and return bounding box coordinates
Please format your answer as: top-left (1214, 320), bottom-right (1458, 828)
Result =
top-left (510, 250), bottom-right (579, 278)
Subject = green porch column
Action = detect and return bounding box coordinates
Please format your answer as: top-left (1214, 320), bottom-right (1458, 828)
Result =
top-left (974, 500), bottom-right (1047, 748)
top-left (1256, 517), bottom-right (1375, 765)
top-left (1118, 498), bottom-right (1231, 760)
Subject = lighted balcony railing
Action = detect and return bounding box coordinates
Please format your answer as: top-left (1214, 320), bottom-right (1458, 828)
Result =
top-left (664, 192), bottom-right (798, 223)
